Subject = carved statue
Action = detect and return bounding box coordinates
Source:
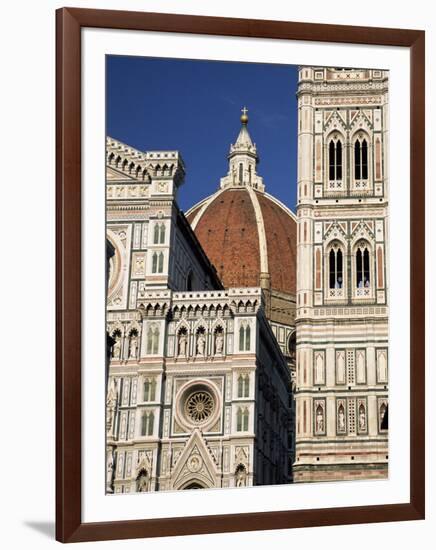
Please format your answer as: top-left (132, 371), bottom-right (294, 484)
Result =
top-left (338, 406), bottom-right (345, 431)
top-left (178, 332), bottom-right (187, 356)
top-left (196, 333), bottom-right (206, 356)
top-left (106, 378), bottom-right (118, 435)
top-left (137, 471), bottom-right (149, 492)
top-left (215, 332), bottom-right (224, 354)
top-left (316, 406), bottom-right (324, 433)
top-left (235, 465), bottom-right (247, 487)
top-left (129, 334), bottom-right (138, 359)
top-left (112, 335), bottom-right (121, 359)
top-left (359, 407), bottom-right (366, 430)
top-left (106, 448), bottom-right (115, 493)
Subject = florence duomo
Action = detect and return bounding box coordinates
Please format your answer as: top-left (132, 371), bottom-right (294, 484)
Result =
top-left (105, 65), bottom-right (389, 493)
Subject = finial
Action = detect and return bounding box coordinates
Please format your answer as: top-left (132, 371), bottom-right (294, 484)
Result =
top-left (240, 106), bottom-right (248, 124)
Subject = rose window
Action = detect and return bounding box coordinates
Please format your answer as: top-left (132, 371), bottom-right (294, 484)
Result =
top-left (184, 391), bottom-right (215, 424)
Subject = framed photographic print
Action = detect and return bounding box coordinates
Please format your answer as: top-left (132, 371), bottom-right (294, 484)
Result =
top-left (56, 7), bottom-right (425, 543)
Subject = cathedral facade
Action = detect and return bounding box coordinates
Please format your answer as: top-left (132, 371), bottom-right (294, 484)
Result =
top-left (105, 120), bottom-right (294, 493)
top-left (294, 67), bottom-right (389, 482)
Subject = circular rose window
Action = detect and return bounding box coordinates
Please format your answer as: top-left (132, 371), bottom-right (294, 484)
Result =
top-left (184, 390), bottom-right (215, 424)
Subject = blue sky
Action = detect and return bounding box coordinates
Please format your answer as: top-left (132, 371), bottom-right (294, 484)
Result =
top-left (106, 56), bottom-right (298, 213)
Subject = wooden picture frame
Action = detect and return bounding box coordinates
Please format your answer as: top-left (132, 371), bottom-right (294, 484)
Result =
top-left (56, 7), bottom-right (425, 543)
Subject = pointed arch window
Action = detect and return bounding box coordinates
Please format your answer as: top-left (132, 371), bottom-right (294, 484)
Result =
top-left (239, 324), bottom-right (251, 351)
top-left (356, 243), bottom-right (371, 288)
top-left (328, 245), bottom-right (343, 289)
top-left (354, 137), bottom-right (368, 180)
top-left (329, 138), bottom-right (342, 181)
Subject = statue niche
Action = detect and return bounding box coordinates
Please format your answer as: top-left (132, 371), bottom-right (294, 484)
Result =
top-left (214, 326), bottom-right (224, 355)
top-left (316, 404), bottom-right (325, 434)
top-left (106, 378), bottom-right (118, 435)
top-left (128, 329), bottom-right (139, 359)
top-left (359, 403), bottom-right (366, 431)
top-left (106, 447), bottom-right (115, 493)
top-left (136, 469), bottom-right (150, 492)
top-left (338, 403), bottom-right (346, 432)
top-left (112, 329), bottom-right (122, 360)
top-left (196, 327), bottom-right (206, 356)
top-left (235, 464), bottom-right (247, 487)
top-left (177, 327), bottom-right (188, 356)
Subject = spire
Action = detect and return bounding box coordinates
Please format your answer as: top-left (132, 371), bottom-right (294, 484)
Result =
top-left (232, 107), bottom-right (255, 152)
top-left (220, 108), bottom-right (264, 192)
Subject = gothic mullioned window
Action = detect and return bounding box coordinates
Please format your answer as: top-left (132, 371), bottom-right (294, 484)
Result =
top-left (354, 138), bottom-right (369, 180)
top-left (328, 138), bottom-right (342, 182)
top-left (355, 243), bottom-right (370, 288)
top-left (141, 411), bottom-right (154, 436)
top-left (236, 407), bottom-right (249, 432)
top-left (237, 374), bottom-right (250, 398)
top-left (153, 223), bottom-right (166, 244)
top-left (151, 252), bottom-right (164, 274)
top-left (146, 325), bottom-right (160, 355)
top-left (239, 324), bottom-right (251, 351)
top-left (328, 245), bottom-right (343, 290)
top-left (143, 378), bottom-right (157, 402)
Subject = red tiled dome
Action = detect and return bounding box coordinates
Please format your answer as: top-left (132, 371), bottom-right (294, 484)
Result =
top-left (186, 188), bottom-right (297, 295)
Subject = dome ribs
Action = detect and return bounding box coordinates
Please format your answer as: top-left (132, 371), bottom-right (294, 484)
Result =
top-left (193, 189), bottom-right (260, 289)
top-left (256, 192), bottom-right (296, 295)
top-left (188, 188), bottom-right (296, 296)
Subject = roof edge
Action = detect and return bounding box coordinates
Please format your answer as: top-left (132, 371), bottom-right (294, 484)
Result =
top-left (263, 192), bottom-right (297, 222)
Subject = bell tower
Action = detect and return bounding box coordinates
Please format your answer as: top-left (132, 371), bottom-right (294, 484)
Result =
top-left (294, 67), bottom-right (389, 482)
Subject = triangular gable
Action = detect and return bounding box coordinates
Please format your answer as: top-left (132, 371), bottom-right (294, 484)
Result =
top-left (350, 221), bottom-right (360, 234)
top-left (350, 220), bottom-right (375, 241)
top-left (364, 110), bottom-right (373, 123)
top-left (324, 110), bottom-right (347, 133)
top-left (324, 221), bottom-right (347, 242)
top-left (324, 110), bottom-right (333, 124)
top-left (349, 110), bottom-right (373, 133)
top-left (171, 429), bottom-right (219, 489)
